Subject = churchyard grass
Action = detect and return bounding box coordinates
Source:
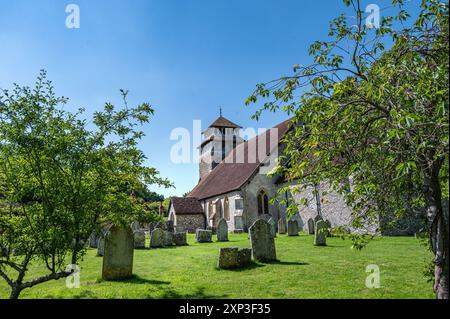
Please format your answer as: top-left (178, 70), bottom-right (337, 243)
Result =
top-left (0, 233), bottom-right (433, 299)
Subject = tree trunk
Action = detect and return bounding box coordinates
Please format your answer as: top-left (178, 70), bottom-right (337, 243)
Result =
top-left (9, 285), bottom-right (22, 300)
top-left (423, 160), bottom-right (449, 299)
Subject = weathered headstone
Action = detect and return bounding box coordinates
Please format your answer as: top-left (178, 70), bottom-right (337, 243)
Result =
top-left (324, 220), bottom-right (332, 237)
top-left (102, 226), bottom-right (134, 281)
top-left (196, 229), bottom-right (213, 243)
top-left (268, 217), bottom-right (277, 238)
top-left (131, 221), bottom-right (140, 232)
top-left (164, 231), bottom-right (174, 246)
top-left (216, 219), bottom-right (229, 242)
top-left (150, 228), bottom-right (165, 248)
top-left (173, 232), bottom-right (188, 246)
top-left (89, 231), bottom-right (99, 248)
top-left (314, 220), bottom-right (327, 246)
top-left (166, 220), bottom-right (175, 233)
top-left (278, 218), bottom-right (287, 234)
top-left (249, 219), bottom-right (277, 262)
top-left (97, 237), bottom-right (105, 256)
top-left (307, 218), bottom-right (315, 235)
top-left (133, 230), bottom-right (146, 249)
top-left (217, 248), bottom-right (252, 269)
top-left (287, 220), bottom-right (299, 236)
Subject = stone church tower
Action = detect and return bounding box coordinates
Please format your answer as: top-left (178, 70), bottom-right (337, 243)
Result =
top-left (199, 115), bottom-right (244, 180)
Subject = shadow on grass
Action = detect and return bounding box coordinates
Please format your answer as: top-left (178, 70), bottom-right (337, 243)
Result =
top-left (148, 286), bottom-right (228, 299)
top-left (263, 260), bottom-right (309, 266)
top-left (96, 274), bottom-right (171, 285)
top-left (216, 262), bottom-right (265, 272)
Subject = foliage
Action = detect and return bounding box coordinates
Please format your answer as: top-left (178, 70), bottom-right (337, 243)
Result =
top-left (0, 71), bottom-right (172, 298)
top-left (246, 0), bottom-right (448, 297)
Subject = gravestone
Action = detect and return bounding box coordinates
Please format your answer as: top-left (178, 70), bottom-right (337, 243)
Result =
top-left (287, 220), bottom-right (299, 236)
top-left (217, 248), bottom-right (252, 269)
top-left (324, 220), bottom-right (332, 237)
top-left (102, 226), bottom-right (134, 281)
top-left (89, 231), bottom-right (99, 248)
top-left (249, 219), bottom-right (276, 262)
top-left (196, 229), bottom-right (213, 243)
top-left (173, 232), bottom-right (188, 246)
top-left (307, 218), bottom-right (315, 235)
top-left (216, 219), bottom-right (229, 242)
top-left (278, 218), bottom-right (287, 235)
top-left (131, 221), bottom-right (140, 232)
top-left (150, 228), bottom-right (165, 248)
top-left (314, 220), bottom-right (327, 246)
top-left (133, 230), bottom-right (146, 249)
top-left (166, 220), bottom-right (175, 233)
top-left (97, 237), bottom-right (105, 256)
top-left (268, 218), bottom-right (277, 238)
top-left (164, 231), bottom-right (174, 246)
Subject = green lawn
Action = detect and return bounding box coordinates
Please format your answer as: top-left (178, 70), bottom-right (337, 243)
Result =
top-left (0, 233), bottom-right (434, 299)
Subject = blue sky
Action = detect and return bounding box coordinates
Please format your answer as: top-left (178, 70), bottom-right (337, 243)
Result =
top-left (0, 0), bottom-right (422, 197)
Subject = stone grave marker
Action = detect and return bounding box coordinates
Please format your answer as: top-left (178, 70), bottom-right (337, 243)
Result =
top-left (314, 220), bottom-right (327, 246)
top-left (287, 220), bottom-right (299, 236)
top-left (102, 225), bottom-right (134, 281)
top-left (249, 219), bottom-right (277, 262)
top-left (217, 248), bottom-right (252, 269)
top-left (150, 228), bottom-right (165, 248)
top-left (268, 217), bottom-right (277, 238)
top-left (216, 219), bottom-right (229, 242)
top-left (196, 229), bottom-right (213, 243)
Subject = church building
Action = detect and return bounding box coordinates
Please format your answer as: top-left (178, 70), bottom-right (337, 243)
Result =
top-left (168, 115), bottom-right (422, 235)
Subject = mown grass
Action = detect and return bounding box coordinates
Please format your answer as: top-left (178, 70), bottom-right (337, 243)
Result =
top-left (0, 233), bottom-right (434, 299)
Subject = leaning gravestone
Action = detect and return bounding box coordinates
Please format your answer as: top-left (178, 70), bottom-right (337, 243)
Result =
top-left (216, 219), bottom-right (229, 242)
top-left (102, 225), bottom-right (134, 281)
top-left (164, 231), bottom-right (174, 246)
top-left (278, 218), bottom-right (287, 234)
top-left (307, 218), bottom-right (315, 235)
top-left (173, 232), bottom-right (188, 246)
top-left (150, 228), bottom-right (165, 248)
top-left (249, 219), bottom-right (276, 262)
top-left (314, 220), bottom-right (327, 246)
top-left (196, 229), bottom-right (213, 243)
top-left (268, 218), bottom-right (277, 238)
top-left (287, 220), bottom-right (299, 236)
top-left (133, 230), bottom-right (146, 249)
top-left (217, 248), bottom-right (252, 269)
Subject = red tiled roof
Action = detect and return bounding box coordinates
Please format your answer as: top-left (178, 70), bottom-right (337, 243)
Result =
top-left (189, 119), bottom-right (292, 200)
top-left (170, 197), bottom-right (204, 215)
top-left (208, 116), bottom-right (242, 129)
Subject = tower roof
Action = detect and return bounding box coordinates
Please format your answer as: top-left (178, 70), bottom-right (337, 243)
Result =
top-left (208, 116), bottom-right (242, 129)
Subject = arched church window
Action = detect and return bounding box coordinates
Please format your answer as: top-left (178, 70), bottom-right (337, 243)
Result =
top-left (224, 197), bottom-right (230, 221)
top-left (257, 190), bottom-right (269, 215)
top-left (263, 194), bottom-right (269, 215)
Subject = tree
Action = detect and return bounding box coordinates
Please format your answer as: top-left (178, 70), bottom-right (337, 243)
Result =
top-left (247, 0), bottom-right (448, 298)
top-left (0, 71), bottom-right (172, 299)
